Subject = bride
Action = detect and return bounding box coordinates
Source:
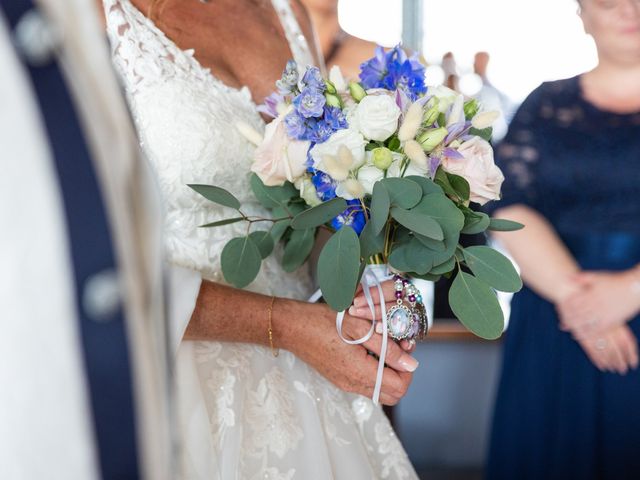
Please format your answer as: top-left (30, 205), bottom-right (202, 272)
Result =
top-left (101, 0), bottom-right (420, 478)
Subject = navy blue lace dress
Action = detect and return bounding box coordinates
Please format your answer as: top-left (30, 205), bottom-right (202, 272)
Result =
top-left (485, 76), bottom-right (640, 480)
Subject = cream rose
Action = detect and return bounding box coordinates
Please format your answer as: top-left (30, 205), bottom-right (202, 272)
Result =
top-left (251, 115), bottom-right (310, 186)
top-left (441, 137), bottom-right (504, 205)
top-left (354, 94), bottom-right (401, 142)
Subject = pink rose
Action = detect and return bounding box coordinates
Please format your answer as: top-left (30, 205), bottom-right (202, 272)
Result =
top-left (251, 115), bottom-right (310, 186)
top-left (441, 137), bottom-right (504, 205)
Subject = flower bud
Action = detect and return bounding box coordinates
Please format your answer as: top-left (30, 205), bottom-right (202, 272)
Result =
top-left (296, 176), bottom-right (322, 207)
top-left (324, 79), bottom-right (337, 95)
top-left (464, 99), bottom-right (479, 120)
top-left (417, 127), bottom-right (448, 152)
top-left (348, 82), bottom-right (367, 102)
top-left (422, 99), bottom-right (440, 126)
top-left (325, 92), bottom-right (342, 108)
top-left (371, 147), bottom-right (394, 170)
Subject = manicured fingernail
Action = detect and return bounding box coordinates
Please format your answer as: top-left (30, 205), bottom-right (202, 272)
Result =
top-left (348, 306), bottom-right (356, 315)
top-left (375, 323), bottom-right (383, 334)
top-left (353, 297), bottom-right (365, 308)
top-left (399, 355), bottom-right (419, 372)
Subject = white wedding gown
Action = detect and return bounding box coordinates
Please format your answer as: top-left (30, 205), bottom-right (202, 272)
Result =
top-left (103, 1), bottom-right (418, 478)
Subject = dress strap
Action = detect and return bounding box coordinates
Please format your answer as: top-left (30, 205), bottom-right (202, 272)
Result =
top-left (270, 0), bottom-right (316, 72)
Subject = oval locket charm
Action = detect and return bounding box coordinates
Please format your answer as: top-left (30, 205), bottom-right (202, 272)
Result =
top-left (386, 301), bottom-right (415, 340)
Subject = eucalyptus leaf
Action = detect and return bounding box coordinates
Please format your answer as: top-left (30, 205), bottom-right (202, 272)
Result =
top-left (290, 197), bottom-right (347, 230)
top-left (469, 126), bottom-right (493, 142)
top-left (462, 246), bottom-right (522, 292)
top-left (488, 218), bottom-right (525, 232)
top-left (249, 231), bottom-right (275, 259)
top-left (250, 174), bottom-right (297, 208)
top-left (359, 221), bottom-right (385, 259)
top-left (381, 177), bottom-right (422, 209)
top-left (282, 228), bottom-right (316, 272)
top-left (462, 211), bottom-right (490, 234)
top-left (391, 207), bottom-right (444, 240)
top-left (370, 182), bottom-right (390, 235)
top-left (388, 238), bottom-right (434, 274)
top-left (405, 175), bottom-right (444, 196)
top-left (270, 206), bottom-right (291, 243)
top-left (221, 236), bottom-right (262, 288)
top-left (413, 194), bottom-right (465, 265)
top-left (446, 173), bottom-right (470, 202)
top-left (318, 227), bottom-right (361, 311)
top-left (449, 271), bottom-right (504, 340)
top-left (188, 184), bottom-right (241, 210)
top-left (430, 256), bottom-right (455, 275)
top-left (199, 217), bottom-right (245, 228)
top-left (414, 233), bottom-right (446, 252)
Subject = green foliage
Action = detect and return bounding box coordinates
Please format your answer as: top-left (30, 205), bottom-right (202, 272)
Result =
top-left (220, 236), bottom-right (262, 288)
top-left (370, 182), bottom-right (390, 235)
top-left (462, 211), bottom-right (490, 234)
top-left (250, 174), bottom-right (297, 209)
top-left (359, 221), bottom-right (385, 259)
top-left (469, 126), bottom-right (493, 142)
top-left (390, 206), bottom-right (444, 240)
top-left (290, 197), bottom-right (347, 230)
top-left (199, 217), bottom-right (245, 228)
top-left (449, 271), bottom-right (504, 340)
top-left (282, 228), bottom-right (316, 272)
top-left (249, 231), bottom-right (275, 259)
top-left (462, 246), bottom-right (522, 292)
top-left (318, 227), bottom-right (361, 311)
top-left (188, 184), bottom-right (241, 210)
top-left (381, 177), bottom-right (422, 209)
top-left (488, 218), bottom-right (525, 231)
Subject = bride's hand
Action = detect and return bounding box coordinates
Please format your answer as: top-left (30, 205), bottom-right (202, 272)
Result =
top-left (557, 270), bottom-right (640, 339)
top-left (280, 301), bottom-right (418, 406)
top-left (349, 280), bottom-right (417, 353)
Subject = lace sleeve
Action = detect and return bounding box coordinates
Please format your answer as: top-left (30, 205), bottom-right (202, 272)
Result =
top-left (490, 84), bottom-right (547, 211)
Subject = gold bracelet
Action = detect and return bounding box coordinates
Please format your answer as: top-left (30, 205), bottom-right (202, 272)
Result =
top-left (267, 296), bottom-right (279, 357)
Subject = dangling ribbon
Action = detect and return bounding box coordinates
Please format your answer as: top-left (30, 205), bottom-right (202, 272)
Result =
top-left (309, 264), bottom-right (390, 405)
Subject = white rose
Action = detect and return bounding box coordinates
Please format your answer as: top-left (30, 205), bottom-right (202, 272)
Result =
top-left (441, 137), bottom-right (504, 205)
top-left (309, 128), bottom-right (367, 172)
top-left (354, 94), bottom-right (401, 142)
top-left (251, 114), bottom-right (310, 186)
top-left (356, 164), bottom-right (384, 195)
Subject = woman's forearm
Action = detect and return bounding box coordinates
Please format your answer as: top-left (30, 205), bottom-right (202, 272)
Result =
top-left (491, 204), bottom-right (580, 304)
top-left (183, 280), bottom-right (323, 352)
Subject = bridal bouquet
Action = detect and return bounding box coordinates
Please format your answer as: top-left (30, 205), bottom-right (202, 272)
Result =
top-left (190, 46), bottom-right (522, 343)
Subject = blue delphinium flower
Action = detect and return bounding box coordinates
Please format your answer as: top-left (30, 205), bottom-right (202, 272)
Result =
top-left (307, 118), bottom-right (334, 143)
top-left (293, 87), bottom-right (326, 118)
top-left (300, 66), bottom-right (325, 91)
top-left (323, 106), bottom-right (348, 131)
top-left (284, 110), bottom-right (307, 139)
top-left (276, 60), bottom-right (299, 93)
top-left (359, 45), bottom-right (427, 100)
top-left (331, 199), bottom-right (366, 235)
top-left (310, 170), bottom-right (337, 201)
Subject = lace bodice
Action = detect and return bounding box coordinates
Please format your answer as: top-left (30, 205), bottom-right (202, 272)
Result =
top-left (103, 0), bottom-right (314, 299)
top-left (490, 76), bottom-right (640, 236)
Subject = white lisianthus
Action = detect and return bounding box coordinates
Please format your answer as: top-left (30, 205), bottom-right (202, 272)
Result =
top-left (387, 156), bottom-right (429, 178)
top-left (354, 94), bottom-right (401, 142)
top-left (447, 94), bottom-right (465, 126)
top-left (441, 137), bottom-right (504, 205)
top-left (310, 128), bottom-right (367, 172)
top-left (329, 65), bottom-right (348, 93)
top-left (398, 102), bottom-right (423, 142)
top-left (356, 163), bottom-right (385, 195)
top-left (251, 114), bottom-right (309, 186)
top-left (472, 110), bottom-right (500, 130)
top-left (429, 85), bottom-right (463, 113)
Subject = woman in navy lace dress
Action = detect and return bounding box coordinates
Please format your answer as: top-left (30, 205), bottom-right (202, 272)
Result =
top-left (486, 1), bottom-right (640, 478)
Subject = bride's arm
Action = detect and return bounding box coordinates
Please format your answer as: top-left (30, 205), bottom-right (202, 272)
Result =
top-left (184, 280), bottom-right (418, 405)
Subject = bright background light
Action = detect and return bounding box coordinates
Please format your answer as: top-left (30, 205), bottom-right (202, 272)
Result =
top-left (338, 0), bottom-right (598, 102)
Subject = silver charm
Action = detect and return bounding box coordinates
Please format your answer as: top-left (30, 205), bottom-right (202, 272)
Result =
top-left (386, 301), bottom-right (415, 340)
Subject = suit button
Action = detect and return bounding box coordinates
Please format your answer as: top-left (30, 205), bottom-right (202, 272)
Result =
top-left (13, 9), bottom-right (61, 67)
top-left (82, 269), bottom-right (122, 323)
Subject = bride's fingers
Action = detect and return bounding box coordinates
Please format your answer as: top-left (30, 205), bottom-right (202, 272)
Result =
top-left (352, 282), bottom-right (396, 309)
top-left (363, 333), bottom-right (419, 373)
top-left (348, 303), bottom-right (386, 320)
top-left (399, 338), bottom-right (417, 353)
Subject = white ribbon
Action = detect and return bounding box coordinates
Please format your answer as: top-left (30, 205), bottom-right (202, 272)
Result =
top-left (309, 264), bottom-right (391, 405)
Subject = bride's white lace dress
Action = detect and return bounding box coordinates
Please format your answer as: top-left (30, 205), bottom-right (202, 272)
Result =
top-left (103, 1), bottom-right (418, 478)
